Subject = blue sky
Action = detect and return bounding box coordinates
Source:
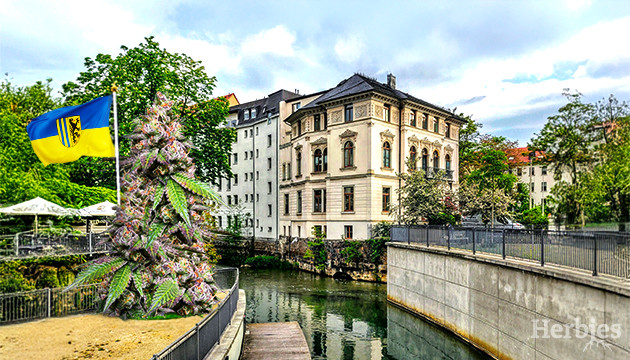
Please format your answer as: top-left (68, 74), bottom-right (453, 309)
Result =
top-left (2, 0), bottom-right (630, 146)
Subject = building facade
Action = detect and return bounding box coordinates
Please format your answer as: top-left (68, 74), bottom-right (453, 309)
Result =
top-left (214, 89), bottom-right (311, 239)
top-left (279, 74), bottom-right (465, 240)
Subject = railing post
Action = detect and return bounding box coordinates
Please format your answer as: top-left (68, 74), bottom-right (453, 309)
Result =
top-left (472, 229), bottom-right (476, 255)
top-left (196, 323), bottom-right (200, 360)
top-left (540, 229), bottom-right (545, 267)
top-left (502, 229), bottom-right (506, 260)
top-left (447, 226), bottom-right (451, 251)
top-left (593, 237), bottom-right (598, 276)
top-left (15, 234), bottom-right (19, 256)
top-left (89, 233), bottom-right (93, 255)
top-left (426, 226), bottom-right (430, 247)
top-left (46, 288), bottom-right (51, 318)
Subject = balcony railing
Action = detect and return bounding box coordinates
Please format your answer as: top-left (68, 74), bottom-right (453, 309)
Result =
top-left (424, 167), bottom-right (454, 180)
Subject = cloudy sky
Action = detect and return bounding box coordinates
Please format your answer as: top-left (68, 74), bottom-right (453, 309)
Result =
top-left (2, 0), bottom-right (630, 145)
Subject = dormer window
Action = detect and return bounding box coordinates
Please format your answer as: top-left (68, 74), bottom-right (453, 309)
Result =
top-left (292, 102), bottom-right (301, 113)
top-left (345, 105), bottom-right (353, 122)
top-left (383, 105), bottom-right (390, 122)
top-left (251, 107), bottom-right (257, 119)
top-left (244, 109), bottom-right (249, 120)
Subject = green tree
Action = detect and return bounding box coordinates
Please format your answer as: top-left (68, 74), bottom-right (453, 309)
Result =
top-left (458, 114), bottom-right (483, 181)
top-left (67, 94), bottom-right (220, 318)
top-left (0, 79), bottom-right (115, 208)
top-left (392, 158), bottom-right (456, 225)
top-left (530, 90), bottom-right (596, 225)
top-left (462, 146), bottom-right (518, 227)
top-left (61, 37), bottom-right (235, 188)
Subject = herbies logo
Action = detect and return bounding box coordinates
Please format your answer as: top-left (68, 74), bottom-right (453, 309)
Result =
top-left (531, 317), bottom-right (622, 352)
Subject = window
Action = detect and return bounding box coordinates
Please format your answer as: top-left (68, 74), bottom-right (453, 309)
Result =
top-left (323, 113), bottom-right (328, 129)
top-left (292, 102), bottom-right (301, 113)
top-left (245, 194), bottom-right (248, 202)
top-left (233, 174), bottom-right (238, 185)
top-left (255, 126), bottom-right (259, 135)
top-left (244, 110), bottom-right (250, 121)
top-left (256, 171), bottom-right (259, 180)
top-left (256, 149), bottom-right (259, 158)
top-left (314, 149), bottom-right (323, 172)
top-left (250, 193), bottom-right (254, 202)
top-left (445, 154), bottom-right (451, 171)
top-left (256, 194), bottom-right (259, 202)
top-left (410, 146), bottom-right (417, 170)
top-left (446, 123), bottom-right (451, 138)
top-left (227, 215), bottom-right (232, 227)
top-left (256, 219), bottom-right (259, 227)
top-left (297, 120), bottom-right (302, 136)
top-left (345, 105), bottom-right (353, 122)
top-left (422, 148), bottom-right (428, 171)
top-left (244, 131), bottom-right (248, 139)
top-left (383, 105), bottom-right (390, 122)
top-left (217, 178), bottom-right (222, 191)
top-left (434, 117), bottom-right (440, 133)
top-left (296, 151), bottom-right (302, 176)
top-left (233, 153), bottom-right (238, 164)
top-left (383, 142), bottom-right (391, 168)
top-left (284, 194), bottom-right (289, 215)
top-left (323, 148), bottom-right (328, 171)
top-left (542, 166), bottom-right (548, 175)
top-left (268, 227), bottom-right (272, 233)
top-left (343, 141), bottom-right (354, 168)
top-left (433, 150), bottom-right (439, 170)
top-left (245, 173), bottom-right (248, 181)
top-left (343, 186), bottom-right (354, 212)
top-left (530, 183), bottom-right (535, 192)
top-left (227, 195), bottom-right (232, 205)
top-left (288, 163), bottom-right (292, 178)
top-left (382, 187), bottom-right (391, 212)
top-left (267, 134), bottom-right (272, 147)
top-left (282, 164), bottom-right (286, 180)
top-left (250, 151), bottom-right (253, 159)
top-left (542, 182), bottom-right (548, 192)
top-left (298, 226), bottom-right (301, 238)
top-left (422, 114), bottom-right (428, 129)
top-left (268, 204), bottom-right (272, 217)
top-left (314, 225), bottom-right (322, 235)
top-left (227, 179), bottom-right (231, 191)
top-left (268, 157), bottom-right (272, 170)
top-left (244, 152), bottom-right (248, 160)
top-left (267, 182), bottom-right (272, 194)
top-left (314, 114), bottom-right (321, 131)
top-left (530, 167), bottom-right (535, 176)
top-left (217, 216), bottom-right (222, 228)
top-left (297, 191), bottom-right (302, 214)
top-left (234, 195), bottom-right (238, 203)
top-left (313, 189), bottom-right (324, 213)
top-left (517, 168), bottom-right (523, 176)
top-left (410, 111), bottom-right (416, 127)
top-left (344, 225), bottom-right (353, 240)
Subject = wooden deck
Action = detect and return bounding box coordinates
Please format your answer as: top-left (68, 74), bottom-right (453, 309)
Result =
top-left (241, 322), bottom-right (311, 360)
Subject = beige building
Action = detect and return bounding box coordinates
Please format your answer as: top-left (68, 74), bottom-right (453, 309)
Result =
top-left (279, 74), bottom-right (465, 240)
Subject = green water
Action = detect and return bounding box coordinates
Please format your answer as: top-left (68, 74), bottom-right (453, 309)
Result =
top-left (239, 268), bottom-right (490, 360)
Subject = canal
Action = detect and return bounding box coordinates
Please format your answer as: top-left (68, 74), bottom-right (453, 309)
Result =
top-left (239, 268), bottom-right (490, 360)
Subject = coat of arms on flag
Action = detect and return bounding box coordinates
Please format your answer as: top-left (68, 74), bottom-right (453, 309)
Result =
top-left (57, 116), bottom-right (82, 147)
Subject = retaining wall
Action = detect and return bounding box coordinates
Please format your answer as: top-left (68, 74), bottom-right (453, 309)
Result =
top-left (387, 243), bottom-right (630, 360)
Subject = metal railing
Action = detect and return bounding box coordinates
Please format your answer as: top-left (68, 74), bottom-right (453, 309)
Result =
top-left (391, 225), bottom-right (630, 278)
top-left (152, 267), bottom-right (240, 360)
top-left (0, 231), bottom-right (111, 258)
top-left (0, 283), bottom-right (99, 324)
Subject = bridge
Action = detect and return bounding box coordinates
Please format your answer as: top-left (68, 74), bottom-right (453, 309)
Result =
top-left (388, 226), bottom-right (630, 360)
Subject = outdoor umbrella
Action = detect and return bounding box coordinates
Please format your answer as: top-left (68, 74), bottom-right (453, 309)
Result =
top-left (79, 201), bottom-right (116, 234)
top-left (0, 197), bottom-right (79, 234)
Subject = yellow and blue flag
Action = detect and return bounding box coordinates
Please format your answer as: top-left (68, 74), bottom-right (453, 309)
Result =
top-left (26, 95), bottom-right (115, 165)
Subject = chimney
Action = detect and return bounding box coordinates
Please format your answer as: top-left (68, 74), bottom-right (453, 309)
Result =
top-left (387, 73), bottom-right (396, 89)
top-left (295, 89), bottom-right (300, 94)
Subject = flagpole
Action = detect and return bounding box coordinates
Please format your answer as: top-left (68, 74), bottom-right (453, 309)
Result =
top-left (111, 85), bottom-right (121, 206)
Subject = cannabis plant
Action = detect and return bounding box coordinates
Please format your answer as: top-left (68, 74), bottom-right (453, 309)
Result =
top-left (67, 93), bottom-right (221, 318)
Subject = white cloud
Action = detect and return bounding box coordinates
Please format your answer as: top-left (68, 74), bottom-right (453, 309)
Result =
top-left (334, 35), bottom-right (364, 63)
top-left (157, 35), bottom-right (242, 76)
top-left (565, 0), bottom-right (593, 11)
top-left (241, 25), bottom-right (296, 57)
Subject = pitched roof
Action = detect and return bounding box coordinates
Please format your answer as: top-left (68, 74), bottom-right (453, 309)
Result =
top-left (300, 73), bottom-right (458, 119)
top-left (214, 93), bottom-right (240, 106)
top-left (506, 147), bottom-right (545, 165)
top-left (229, 89), bottom-right (301, 126)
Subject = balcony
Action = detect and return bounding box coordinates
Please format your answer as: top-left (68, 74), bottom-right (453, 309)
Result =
top-left (424, 167), bottom-right (454, 180)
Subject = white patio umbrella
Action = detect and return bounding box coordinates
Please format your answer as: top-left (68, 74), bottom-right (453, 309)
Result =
top-left (79, 201), bottom-right (117, 234)
top-left (0, 197), bottom-right (79, 234)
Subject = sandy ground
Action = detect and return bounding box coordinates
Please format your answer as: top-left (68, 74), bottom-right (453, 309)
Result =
top-left (0, 293), bottom-right (227, 360)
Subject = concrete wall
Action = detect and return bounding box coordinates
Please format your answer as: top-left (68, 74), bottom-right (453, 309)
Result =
top-left (206, 289), bottom-right (246, 360)
top-left (387, 243), bottom-right (630, 360)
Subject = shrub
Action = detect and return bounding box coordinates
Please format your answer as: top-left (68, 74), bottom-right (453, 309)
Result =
top-left (340, 240), bottom-right (362, 266)
top-left (245, 256), bottom-right (295, 270)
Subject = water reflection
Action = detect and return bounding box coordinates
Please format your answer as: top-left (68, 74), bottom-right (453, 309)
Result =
top-left (240, 268), bottom-right (488, 360)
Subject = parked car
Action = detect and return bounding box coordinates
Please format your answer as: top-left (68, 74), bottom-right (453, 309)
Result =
top-left (461, 215), bottom-right (525, 229)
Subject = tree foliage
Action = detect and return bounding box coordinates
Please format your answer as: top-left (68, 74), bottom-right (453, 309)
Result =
top-left (67, 94), bottom-right (220, 318)
top-left (61, 37), bottom-right (235, 188)
top-left (0, 79), bottom-right (115, 208)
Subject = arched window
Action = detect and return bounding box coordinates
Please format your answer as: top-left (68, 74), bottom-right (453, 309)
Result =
top-left (422, 148), bottom-right (428, 171)
top-left (296, 151), bottom-right (302, 176)
top-left (343, 141), bottom-right (354, 168)
top-left (314, 149), bottom-right (322, 172)
top-left (409, 146), bottom-right (417, 170)
top-left (433, 150), bottom-right (439, 170)
top-left (323, 148), bottom-right (328, 171)
top-left (382, 141), bottom-right (391, 168)
top-left (445, 154), bottom-right (451, 171)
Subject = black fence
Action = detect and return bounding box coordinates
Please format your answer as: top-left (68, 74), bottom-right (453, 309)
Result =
top-left (0, 232), bottom-right (111, 257)
top-left (391, 225), bottom-right (630, 278)
top-left (152, 267), bottom-right (240, 360)
top-left (0, 283), bottom-right (99, 324)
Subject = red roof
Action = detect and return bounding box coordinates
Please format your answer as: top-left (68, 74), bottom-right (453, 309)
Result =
top-left (215, 93), bottom-right (239, 106)
top-left (506, 147), bottom-right (545, 165)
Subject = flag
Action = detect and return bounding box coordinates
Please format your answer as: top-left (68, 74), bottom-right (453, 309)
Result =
top-left (26, 95), bottom-right (115, 165)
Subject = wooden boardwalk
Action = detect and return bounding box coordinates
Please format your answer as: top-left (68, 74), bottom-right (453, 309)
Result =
top-left (241, 322), bottom-right (311, 360)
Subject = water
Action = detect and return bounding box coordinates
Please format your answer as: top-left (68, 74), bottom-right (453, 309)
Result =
top-left (239, 268), bottom-right (490, 360)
